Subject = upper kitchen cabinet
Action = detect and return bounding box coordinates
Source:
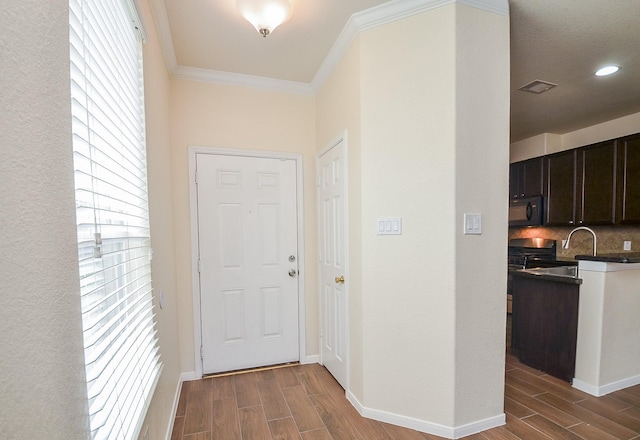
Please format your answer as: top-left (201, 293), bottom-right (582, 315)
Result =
top-left (545, 150), bottom-right (577, 225)
top-left (544, 141), bottom-right (617, 226)
top-left (617, 134), bottom-right (640, 223)
top-left (509, 157), bottom-right (544, 199)
top-left (577, 140), bottom-right (617, 225)
top-left (514, 131), bottom-right (640, 226)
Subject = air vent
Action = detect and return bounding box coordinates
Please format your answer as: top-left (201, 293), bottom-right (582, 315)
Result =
top-left (519, 80), bottom-right (557, 94)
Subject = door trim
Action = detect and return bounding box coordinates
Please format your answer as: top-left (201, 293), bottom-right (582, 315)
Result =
top-left (316, 130), bottom-right (350, 390)
top-left (188, 145), bottom-right (306, 378)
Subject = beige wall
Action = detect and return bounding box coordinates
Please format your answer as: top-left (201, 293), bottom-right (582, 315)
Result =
top-left (169, 80), bottom-right (317, 373)
top-left (316, 3), bottom-right (509, 433)
top-left (137, 0), bottom-right (182, 438)
top-left (575, 265), bottom-right (640, 392)
top-left (0, 0), bottom-right (89, 438)
top-left (0, 1), bottom-right (182, 438)
top-left (452, 4), bottom-right (510, 426)
top-left (359, 8), bottom-right (458, 424)
top-left (315, 37), bottom-right (364, 398)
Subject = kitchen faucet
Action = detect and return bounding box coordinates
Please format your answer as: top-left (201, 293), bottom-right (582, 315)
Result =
top-left (563, 226), bottom-right (597, 256)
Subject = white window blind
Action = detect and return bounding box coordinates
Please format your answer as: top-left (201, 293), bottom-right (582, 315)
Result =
top-left (69, 0), bottom-right (162, 439)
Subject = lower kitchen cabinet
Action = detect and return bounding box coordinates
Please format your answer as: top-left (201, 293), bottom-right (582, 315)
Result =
top-left (511, 275), bottom-right (580, 382)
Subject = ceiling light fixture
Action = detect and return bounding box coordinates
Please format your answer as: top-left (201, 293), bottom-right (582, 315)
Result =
top-left (236, 0), bottom-right (293, 38)
top-left (595, 65), bottom-right (620, 77)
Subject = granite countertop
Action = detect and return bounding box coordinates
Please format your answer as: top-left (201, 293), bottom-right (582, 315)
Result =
top-left (555, 257), bottom-right (579, 265)
top-left (575, 253), bottom-right (640, 263)
top-left (512, 267), bottom-right (583, 285)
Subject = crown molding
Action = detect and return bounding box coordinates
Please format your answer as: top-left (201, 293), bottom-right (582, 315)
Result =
top-left (172, 66), bottom-right (315, 96)
top-left (149, 0), bottom-right (177, 71)
top-left (310, 0), bottom-right (508, 91)
top-left (151, 0), bottom-right (507, 95)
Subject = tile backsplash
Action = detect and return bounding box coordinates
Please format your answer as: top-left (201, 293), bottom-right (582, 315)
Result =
top-left (509, 225), bottom-right (640, 259)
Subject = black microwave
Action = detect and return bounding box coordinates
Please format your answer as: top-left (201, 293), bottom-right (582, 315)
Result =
top-left (509, 196), bottom-right (544, 226)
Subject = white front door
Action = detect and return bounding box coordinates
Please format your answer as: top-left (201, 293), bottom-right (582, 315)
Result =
top-left (318, 137), bottom-right (348, 388)
top-left (196, 153), bottom-right (300, 374)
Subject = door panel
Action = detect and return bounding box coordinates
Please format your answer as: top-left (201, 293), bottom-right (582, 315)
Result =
top-left (196, 153), bottom-right (299, 374)
top-left (318, 139), bottom-right (347, 388)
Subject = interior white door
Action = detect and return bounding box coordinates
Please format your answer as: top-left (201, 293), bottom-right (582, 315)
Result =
top-left (318, 139), bottom-right (347, 388)
top-left (196, 153), bottom-right (299, 374)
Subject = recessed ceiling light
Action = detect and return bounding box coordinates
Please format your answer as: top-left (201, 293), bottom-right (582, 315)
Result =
top-left (518, 80), bottom-right (557, 94)
top-left (595, 65), bottom-right (620, 76)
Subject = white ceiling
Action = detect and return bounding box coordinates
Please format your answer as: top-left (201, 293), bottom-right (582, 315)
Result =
top-left (152, 0), bottom-right (640, 142)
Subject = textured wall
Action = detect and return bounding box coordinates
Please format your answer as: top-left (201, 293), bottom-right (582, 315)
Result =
top-left (453, 3), bottom-right (510, 428)
top-left (0, 0), bottom-right (89, 438)
top-left (136, 0), bottom-right (183, 438)
top-left (169, 80), bottom-right (317, 374)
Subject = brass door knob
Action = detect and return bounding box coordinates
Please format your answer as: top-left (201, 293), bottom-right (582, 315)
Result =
top-left (335, 275), bottom-right (345, 284)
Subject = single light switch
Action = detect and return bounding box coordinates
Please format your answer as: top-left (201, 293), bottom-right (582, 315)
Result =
top-left (377, 217), bottom-right (402, 235)
top-left (464, 213), bottom-right (482, 235)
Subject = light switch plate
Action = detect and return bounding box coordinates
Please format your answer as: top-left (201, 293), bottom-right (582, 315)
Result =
top-left (377, 217), bottom-right (402, 235)
top-left (624, 240), bottom-right (632, 251)
top-left (464, 213), bottom-right (482, 235)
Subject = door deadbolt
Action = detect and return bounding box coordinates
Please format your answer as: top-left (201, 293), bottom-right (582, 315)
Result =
top-left (288, 255), bottom-right (296, 262)
top-left (288, 269), bottom-right (297, 277)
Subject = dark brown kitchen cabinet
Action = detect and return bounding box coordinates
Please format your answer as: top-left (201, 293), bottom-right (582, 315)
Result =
top-left (545, 141), bottom-right (617, 226)
top-left (511, 275), bottom-right (579, 382)
top-left (577, 140), bottom-right (617, 225)
top-left (509, 157), bottom-right (544, 199)
top-left (617, 134), bottom-right (640, 223)
top-left (545, 150), bottom-right (577, 225)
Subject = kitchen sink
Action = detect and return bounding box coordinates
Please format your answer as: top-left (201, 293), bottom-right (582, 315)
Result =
top-left (523, 265), bottom-right (579, 278)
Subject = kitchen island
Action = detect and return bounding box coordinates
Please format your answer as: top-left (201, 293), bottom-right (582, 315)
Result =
top-left (511, 266), bottom-right (582, 382)
top-left (573, 255), bottom-right (640, 396)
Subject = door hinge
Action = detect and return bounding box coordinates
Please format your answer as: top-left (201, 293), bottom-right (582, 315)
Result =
top-left (317, 176), bottom-right (320, 187)
top-left (319, 328), bottom-right (324, 338)
top-left (197, 260), bottom-right (201, 273)
top-left (200, 346), bottom-right (204, 360)
top-left (194, 171), bottom-right (198, 184)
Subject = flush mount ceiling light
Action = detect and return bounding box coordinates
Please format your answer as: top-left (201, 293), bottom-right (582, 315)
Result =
top-left (518, 80), bottom-right (558, 94)
top-left (236, 0), bottom-right (293, 38)
top-left (595, 65), bottom-right (620, 76)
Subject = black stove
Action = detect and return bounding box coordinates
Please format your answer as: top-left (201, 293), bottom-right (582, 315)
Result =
top-left (508, 238), bottom-right (557, 269)
top-left (507, 238), bottom-right (557, 300)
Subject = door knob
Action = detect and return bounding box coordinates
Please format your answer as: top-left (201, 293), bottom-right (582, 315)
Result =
top-left (335, 275), bottom-right (345, 284)
top-left (288, 269), bottom-right (297, 277)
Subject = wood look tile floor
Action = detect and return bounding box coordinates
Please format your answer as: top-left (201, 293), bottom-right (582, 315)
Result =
top-left (171, 356), bottom-right (640, 440)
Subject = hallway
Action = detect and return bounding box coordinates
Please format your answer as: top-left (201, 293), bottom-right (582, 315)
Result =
top-left (171, 356), bottom-right (640, 439)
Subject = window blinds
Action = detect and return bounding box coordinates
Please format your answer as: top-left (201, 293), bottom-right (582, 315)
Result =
top-left (69, 0), bottom-right (162, 439)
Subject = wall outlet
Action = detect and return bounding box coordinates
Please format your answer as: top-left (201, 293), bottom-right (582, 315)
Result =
top-left (624, 240), bottom-right (632, 251)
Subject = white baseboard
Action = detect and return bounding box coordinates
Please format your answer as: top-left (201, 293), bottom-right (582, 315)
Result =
top-left (346, 390), bottom-right (505, 439)
top-left (181, 371), bottom-right (200, 381)
top-left (573, 374), bottom-right (640, 397)
top-left (302, 354), bottom-right (320, 364)
top-left (164, 371), bottom-right (200, 440)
